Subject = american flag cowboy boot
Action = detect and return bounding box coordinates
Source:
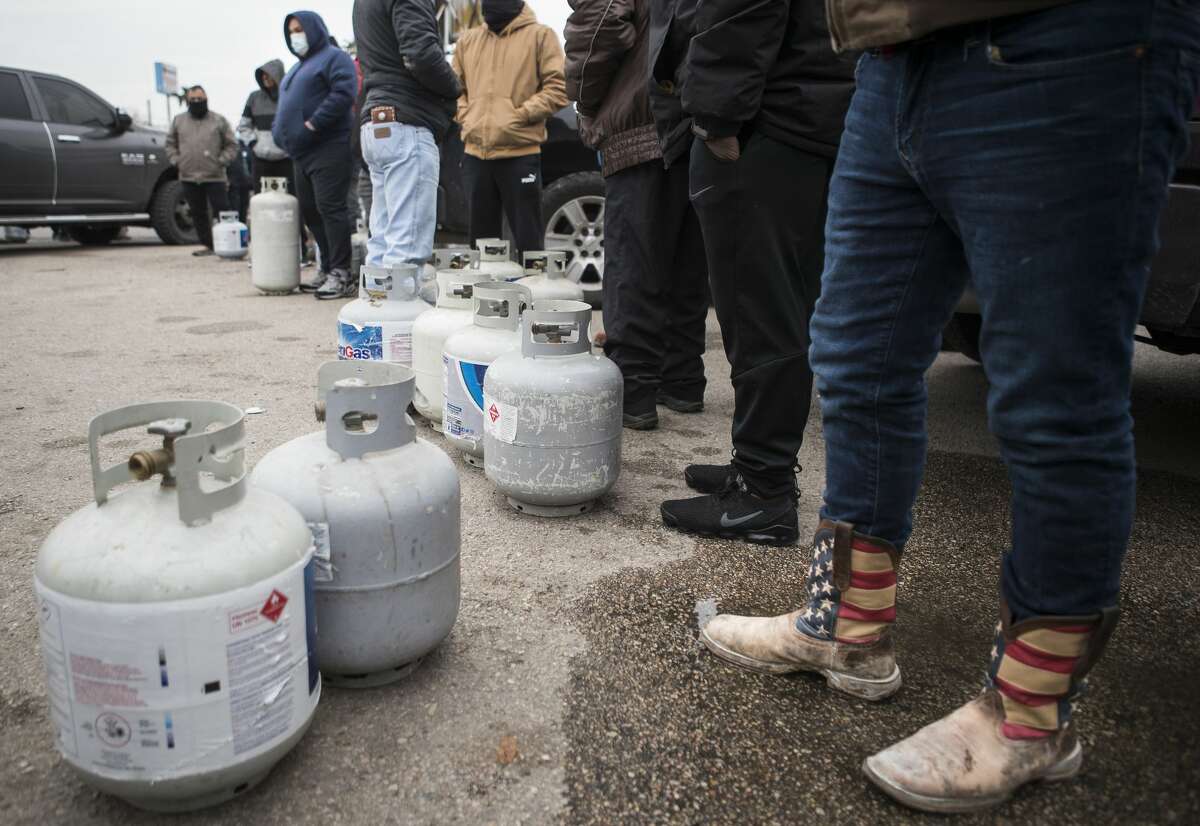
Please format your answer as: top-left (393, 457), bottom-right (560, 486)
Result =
top-left (699, 520), bottom-right (902, 701)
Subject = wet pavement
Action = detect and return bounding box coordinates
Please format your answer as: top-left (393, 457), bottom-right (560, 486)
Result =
top-left (1, 230), bottom-right (1198, 825)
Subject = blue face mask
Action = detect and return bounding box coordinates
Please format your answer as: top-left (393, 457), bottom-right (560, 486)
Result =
top-left (290, 32), bottom-right (309, 57)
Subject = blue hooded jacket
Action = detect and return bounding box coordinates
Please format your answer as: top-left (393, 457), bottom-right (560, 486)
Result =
top-left (272, 11), bottom-right (357, 159)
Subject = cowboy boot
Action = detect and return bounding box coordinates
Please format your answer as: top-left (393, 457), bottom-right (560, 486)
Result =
top-left (699, 520), bottom-right (902, 700)
top-left (862, 602), bottom-right (1119, 813)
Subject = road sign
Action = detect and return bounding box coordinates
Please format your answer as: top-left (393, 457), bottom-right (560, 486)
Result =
top-left (154, 62), bottom-right (178, 96)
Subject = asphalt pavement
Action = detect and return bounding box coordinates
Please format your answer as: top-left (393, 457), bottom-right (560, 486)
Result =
top-left (0, 230), bottom-right (1197, 825)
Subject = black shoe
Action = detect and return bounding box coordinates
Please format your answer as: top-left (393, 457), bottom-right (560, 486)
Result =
top-left (623, 409), bottom-right (659, 430)
top-left (684, 463), bottom-right (733, 494)
top-left (192, 248), bottom-right (214, 257)
top-left (661, 473), bottom-right (799, 546)
top-left (300, 270), bottom-right (329, 293)
top-left (657, 391), bottom-right (704, 413)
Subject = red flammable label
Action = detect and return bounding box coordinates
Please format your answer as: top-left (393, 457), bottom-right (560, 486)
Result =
top-left (488, 403), bottom-right (500, 423)
top-left (260, 589), bottom-right (288, 623)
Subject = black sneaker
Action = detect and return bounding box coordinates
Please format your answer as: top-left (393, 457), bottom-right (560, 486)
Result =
top-left (192, 248), bottom-right (214, 257)
top-left (660, 473), bottom-right (799, 546)
top-left (684, 463), bottom-right (733, 494)
top-left (623, 409), bottom-right (659, 430)
top-left (300, 270), bottom-right (330, 293)
top-left (316, 269), bottom-right (356, 300)
top-left (657, 391), bottom-right (704, 413)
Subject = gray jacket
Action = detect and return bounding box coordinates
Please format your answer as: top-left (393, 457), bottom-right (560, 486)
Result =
top-left (165, 111), bottom-right (237, 182)
top-left (237, 59), bottom-right (289, 161)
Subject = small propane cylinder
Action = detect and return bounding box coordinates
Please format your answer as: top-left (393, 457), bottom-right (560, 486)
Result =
top-left (442, 281), bottom-right (531, 467)
top-left (518, 250), bottom-right (585, 302)
top-left (412, 250), bottom-right (490, 426)
top-left (337, 264), bottom-right (429, 366)
top-left (34, 402), bottom-right (318, 812)
top-left (474, 238), bottom-right (524, 282)
top-left (212, 211), bottom-right (248, 259)
top-left (250, 362), bottom-right (461, 687)
top-left (484, 300), bottom-right (623, 516)
top-left (250, 177), bottom-right (301, 294)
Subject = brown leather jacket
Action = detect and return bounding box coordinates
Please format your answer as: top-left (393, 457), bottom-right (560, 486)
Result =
top-left (826, 0), bottom-right (1072, 51)
top-left (564, 0), bottom-right (661, 177)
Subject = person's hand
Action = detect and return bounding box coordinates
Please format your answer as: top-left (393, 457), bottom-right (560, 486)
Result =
top-left (705, 135), bottom-right (739, 162)
top-left (304, 120), bottom-right (316, 132)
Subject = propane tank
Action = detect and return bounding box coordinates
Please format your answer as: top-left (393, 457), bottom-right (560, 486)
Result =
top-left (442, 281), bottom-right (531, 467)
top-left (337, 264), bottom-right (429, 366)
top-left (250, 177), bottom-right (301, 294)
top-left (484, 300), bottom-right (623, 516)
top-left (475, 238), bottom-right (524, 282)
top-left (250, 362), bottom-right (460, 687)
top-left (212, 211), bottom-right (248, 260)
top-left (412, 251), bottom-right (490, 427)
top-left (34, 402), bottom-right (318, 812)
top-left (518, 250), bottom-right (585, 302)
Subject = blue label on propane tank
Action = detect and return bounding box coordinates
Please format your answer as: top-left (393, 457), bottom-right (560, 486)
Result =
top-left (338, 322), bottom-right (382, 360)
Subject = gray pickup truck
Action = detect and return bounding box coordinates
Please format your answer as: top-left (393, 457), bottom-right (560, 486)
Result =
top-left (0, 66), bottom-right (195, 245)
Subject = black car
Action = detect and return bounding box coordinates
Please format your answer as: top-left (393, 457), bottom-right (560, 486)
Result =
top-left (0, 66), bottom-right (197, 245)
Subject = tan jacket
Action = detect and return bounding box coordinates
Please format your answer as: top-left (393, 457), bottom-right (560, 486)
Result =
top-left (165, 111), bottom-right (237, 183)
top-left (452, 5), bottom-right (568, 160)
top-left (826, 0), bottom-right (1071, 51)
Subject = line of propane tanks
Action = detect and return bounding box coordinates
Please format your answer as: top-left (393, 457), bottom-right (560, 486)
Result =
top-left (32, 208), bottom-right (623, 811)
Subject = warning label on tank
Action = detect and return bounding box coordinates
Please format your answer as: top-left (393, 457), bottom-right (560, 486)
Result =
top-left (483, 394), bottom-right (517, 444)
top-left (34, 553), bottom-right (318, 780)
top-left (338, 321), bottom-right (413, 366)
top-left (308, 522), bottom-right (333, 582)
top-left (443, 355), bottom-right (487, 445)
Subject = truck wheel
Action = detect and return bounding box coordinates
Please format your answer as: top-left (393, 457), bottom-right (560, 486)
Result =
top-left (543, 172), bottom-right (605, 306)
top-left (941, 313), bottom-right (983, 363)
top-left (67, 225), bottom-right (122, 245)
top-left (150, 179), bottom-right (199, 245)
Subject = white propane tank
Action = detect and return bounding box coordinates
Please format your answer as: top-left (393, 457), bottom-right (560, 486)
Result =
top-left (484, 301), bottom-right (623, 515)
top-left (442, 281), bottom-right (531, 467)
top-left (34, 402), bottom-right (318, 812)
top-left (212, 211), bottom-right (248, 259)
top-left (518, 250), bottom-right (585, 302)
top-left (250, 362), bottom-right (460, 687)
top-left (337, 264), bottom-right (429, 366)
top-left (250, 177), bottom-right (301, 294)
top-left (412, 250), bottom-right (489, 427)
top-left (475, 238), bottom-right (524, 282)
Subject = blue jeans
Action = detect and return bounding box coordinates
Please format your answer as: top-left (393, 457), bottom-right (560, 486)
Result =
top-left (811, 0), bottom-right (1200, 620)
top-left (361, 122), bottom-right (439, 268)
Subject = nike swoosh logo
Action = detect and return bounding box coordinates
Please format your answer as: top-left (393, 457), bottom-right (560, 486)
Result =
top-left (720, 510), bottom-right (763, 528)
top-left (689, 185), bottom-right (714, 200)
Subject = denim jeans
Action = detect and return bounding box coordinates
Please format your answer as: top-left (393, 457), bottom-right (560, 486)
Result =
top-left (810, 0), bottom-right (1200, 620)
top-left (361, 122), bottom-right (439, 268)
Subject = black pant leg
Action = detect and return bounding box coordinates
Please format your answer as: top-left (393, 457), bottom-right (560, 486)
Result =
top-left (497, 155), bottom-right (544, 255)
top-left (182, 181), bottom-right (214, 248)
top-left (293, 157), bottom-right (330, 270)
top-left (688, 134), bottom-right (831, 496)
top-left (205, 181), bottom-right (230, 217)
top-left (303, 142), bottom-right (353, 272)
top-left (464, 155), bottom-right (503, 243)
top-left (658, 160), bottom-right (709, 401)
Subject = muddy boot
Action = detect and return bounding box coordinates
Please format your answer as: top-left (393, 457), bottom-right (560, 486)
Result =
top-left (862, 605), bottom-right (1117, 813)
top-left (699, 520), bottom-right (902, 700)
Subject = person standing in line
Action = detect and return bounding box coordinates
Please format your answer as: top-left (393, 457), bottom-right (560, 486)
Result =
top-left (273, 11), bottom-right (358, 299)
top-left (565, 0), bottom-right (709, 430)
top-left (165, 85), bottom-right (237, 257)
top-left (452, 0), bottom-right (567, 256)
top-left (699, 0), bottom-right (1199, 812)
top-left (656, 0), bottom-right (856, 545)
top-left (352, 0), bottom-right (460, 269)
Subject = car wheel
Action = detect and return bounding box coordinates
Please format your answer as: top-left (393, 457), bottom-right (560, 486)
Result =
top-left (542, 172), bottom-right (605, 306)
top-left (67, 225), bottom-right (123, 245)
top-left (150, 178), bottom-right (199, 245)
top-left (942, 313), bottom-right (982, 363)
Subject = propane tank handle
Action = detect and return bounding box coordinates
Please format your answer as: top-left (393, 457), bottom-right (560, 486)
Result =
top-left (260, 176), bottom-right (288, 193)
top-left (88, 400), bottom-right (247, 526)
top-left (521, 300), bottom-right (593, 357)
top-left (439, 249), bottom-right (479, 270)
top-left (361, 263), bottom-right (420, 301)
top-left (218, 211), bottom-right (240, 223)
top-left (522, 250), bottom-right (568, 278)
top-left (475, 237), bottom-right (511, 260)
top-left (316, 361), bottom-right (416, 459)
top-left (472, 282), bottom-right (531, 331)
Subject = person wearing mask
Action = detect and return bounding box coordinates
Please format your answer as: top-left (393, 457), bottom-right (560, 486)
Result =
top-left (237, 60), bottom-right (294, 190)
top-left (273, 11), bottom-right (359, 299)
top-left (165, 85), bottom-right (237, 257)
top-left (352, 0), bottom-right (460, 269)
top-left (698, 0), bottom-right (1199, 813)
top-left (452, 1), bottom-right (567, 256)
top-left (565, 0), bottom-right (708, 430)
top-left (656, 0), bottom-right (856, 544)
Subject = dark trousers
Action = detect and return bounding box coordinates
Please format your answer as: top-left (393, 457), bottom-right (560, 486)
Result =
top-left (603, 158), bottom-right (708, 412)
top-left (463, 154), bottom-right (543, 255)
top-left (689, 134), bottom-right (833, 496)
top-left (182, 181), bottom-right (229, 249)
top-left (293, 141), bottom-right (353, 273)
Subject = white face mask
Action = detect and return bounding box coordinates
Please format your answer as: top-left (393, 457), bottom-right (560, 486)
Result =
top-left (290, 32), bottom-right (309, 57)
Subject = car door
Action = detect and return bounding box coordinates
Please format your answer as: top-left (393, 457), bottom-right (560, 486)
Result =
top-left (0, 69), bottom-right (54, 211)
top-left (31, 74), bottom-right (145, 211)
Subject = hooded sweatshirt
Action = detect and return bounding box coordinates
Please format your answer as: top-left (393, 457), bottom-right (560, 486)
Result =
top-left (272, 11), bottom-right (358, 159)
top-left (237, 59), bottom-right (288, 161)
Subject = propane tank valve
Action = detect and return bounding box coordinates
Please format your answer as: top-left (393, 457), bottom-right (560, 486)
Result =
top-left (128, 417), bottom-right (190, 487)
top-left (531, 322), bottom-right (573, 342)
top-left (452, 284), bottom-right (474, 299)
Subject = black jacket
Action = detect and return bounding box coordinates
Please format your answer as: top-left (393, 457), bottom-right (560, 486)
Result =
top-left (351, 0), bottom-right (462, 141)
top-left (683, 0), bottom-right (856, 158)
top-left (647, 0), bottom-right (700, 168)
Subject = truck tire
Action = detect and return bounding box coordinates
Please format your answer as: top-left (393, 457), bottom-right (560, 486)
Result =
top-left (67, 225), bottom-right (123, 245)
top-left (150, 179), bottom-right (199, 245)
top-left (941, 313), bottom-right (983, 363)
top-left (542, 171), bottom-right (605, 306)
